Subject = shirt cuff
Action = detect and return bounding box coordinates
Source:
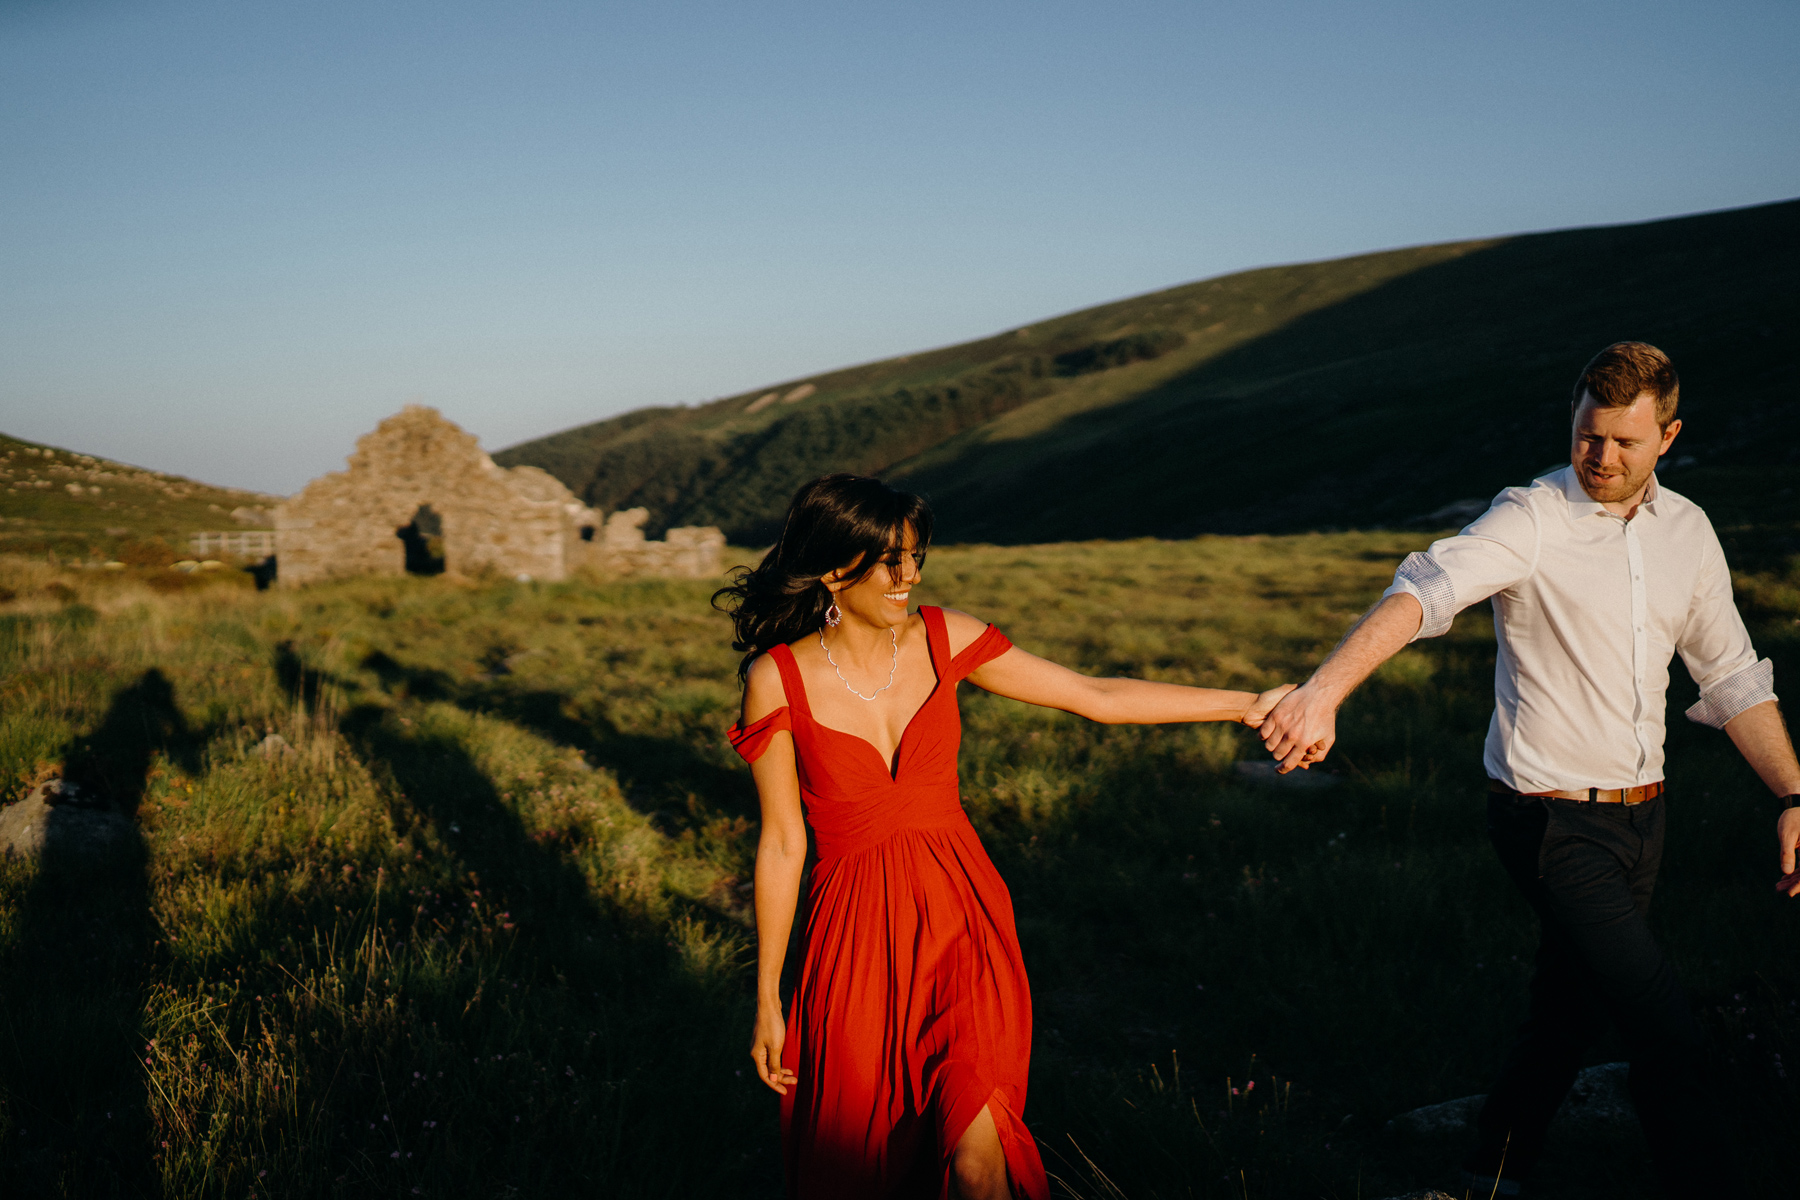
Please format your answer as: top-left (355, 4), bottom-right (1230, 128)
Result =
top-left (1383, 552), bottom-right (1456, 640)
top-left (1685, 657), bottom-right (1777, 729)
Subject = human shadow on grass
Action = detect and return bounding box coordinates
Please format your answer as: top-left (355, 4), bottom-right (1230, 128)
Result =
top-left (212, 643), bottom-right (768, 1194)
top-left (0, 668), bottom-right (202, 1197)
top-left (333, 701), bottom-right (774, 1194)
top-left (358, 649), bottom-right (749, 837)
top-left (274, 639), bottom-right (334, 713)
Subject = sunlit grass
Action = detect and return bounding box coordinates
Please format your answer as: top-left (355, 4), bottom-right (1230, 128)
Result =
top-left (2, 533), bottom-right (1797, 1198)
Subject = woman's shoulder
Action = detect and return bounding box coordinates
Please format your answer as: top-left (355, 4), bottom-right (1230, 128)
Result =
top-left (929, 607), bottom-right (993, 658)
top-left (741, 651), bottom-right (790, 723)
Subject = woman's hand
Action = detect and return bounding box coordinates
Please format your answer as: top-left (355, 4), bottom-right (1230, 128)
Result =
top-left (751, 1003), bottom-right (797, 1095)
top-left (1241, 684), bottom-right (1297, 729)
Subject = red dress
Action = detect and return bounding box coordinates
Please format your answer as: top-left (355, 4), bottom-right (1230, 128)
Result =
top-left (729, 606), bottom-right (1050, 1200)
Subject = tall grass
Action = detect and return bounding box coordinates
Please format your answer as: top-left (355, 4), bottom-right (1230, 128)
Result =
top-left (2, 531), bottom-right (1797, 1198)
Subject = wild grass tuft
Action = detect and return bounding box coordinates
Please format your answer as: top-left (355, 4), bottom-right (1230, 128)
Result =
top-left (2, 530), bottom-right (1797, 1198)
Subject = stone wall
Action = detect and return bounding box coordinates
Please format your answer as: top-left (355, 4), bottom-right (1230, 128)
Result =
top-left (274, 406), bottom-right (724, 586)
top-left (582, 508), bottom-right (727, 578)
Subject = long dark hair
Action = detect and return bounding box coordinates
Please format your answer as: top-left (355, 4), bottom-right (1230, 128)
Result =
top-left (713, 474), bottom-right (934, 682)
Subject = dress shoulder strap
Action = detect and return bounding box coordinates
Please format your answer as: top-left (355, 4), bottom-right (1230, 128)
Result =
top-left (949, 622), bottom-right (1014, 681)
top-left (727, 706), bottom-right (792, 765)
top-left (919, 605), bottom-right (951, 673)
top-left (768, 642), bottom-right (813, 718)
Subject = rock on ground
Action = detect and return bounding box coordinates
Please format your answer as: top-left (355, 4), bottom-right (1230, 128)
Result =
top-left (0, 780), bottom-right (137, 868)
top-left (1386, 1093), bottom-right (1484, 1136)
top-left (1386, 1062), bottom-right (1632, 1136)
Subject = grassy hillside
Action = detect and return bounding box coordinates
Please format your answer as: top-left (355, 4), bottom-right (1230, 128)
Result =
top-left (4, 534), bottom-right (1797, 1197)
top-left (0, 432), bottom-right (280, 565)
top-left (494, 198), bottom-right (1800, 543)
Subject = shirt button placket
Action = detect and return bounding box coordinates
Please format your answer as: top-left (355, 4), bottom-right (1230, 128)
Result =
top-left (1626, 523), bottom-right (1649, 773)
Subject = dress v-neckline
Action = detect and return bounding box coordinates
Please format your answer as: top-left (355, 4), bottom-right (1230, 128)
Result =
top-left (782, 616), bottom-right (944, 782)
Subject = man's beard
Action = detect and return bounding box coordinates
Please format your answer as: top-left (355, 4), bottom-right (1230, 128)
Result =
top-left (1575, 460), bottom-right (1652, 504)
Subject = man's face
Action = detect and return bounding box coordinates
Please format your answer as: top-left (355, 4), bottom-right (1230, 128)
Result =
top-left (1570, 391), bottom-right (1681, 506)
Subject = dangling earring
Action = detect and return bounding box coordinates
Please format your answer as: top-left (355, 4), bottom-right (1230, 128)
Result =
top-left (825, 602), bottom-right (842, 628)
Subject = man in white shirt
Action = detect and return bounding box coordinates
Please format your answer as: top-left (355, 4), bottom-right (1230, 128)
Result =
top-left (1259, 342), bottom-right (1800, 1197)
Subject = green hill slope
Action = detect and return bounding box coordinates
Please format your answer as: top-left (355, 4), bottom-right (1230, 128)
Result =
top-left (495, 198), bottom-right (1800, 543)
top-left (0, 432), bottom-right (280, 562)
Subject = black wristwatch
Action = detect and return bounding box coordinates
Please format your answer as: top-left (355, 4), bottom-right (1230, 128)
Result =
top-left (1784, 795), bottom-right (1800, 811)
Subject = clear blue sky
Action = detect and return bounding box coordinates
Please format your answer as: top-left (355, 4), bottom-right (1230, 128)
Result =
top-left (2, 0), bottom-right (1795, 495)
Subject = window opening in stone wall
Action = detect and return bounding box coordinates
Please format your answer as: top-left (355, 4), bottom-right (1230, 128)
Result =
top-left (579, 524), bottom-right (595, 542)
top-left (397, 504), bottom-right (446, 575)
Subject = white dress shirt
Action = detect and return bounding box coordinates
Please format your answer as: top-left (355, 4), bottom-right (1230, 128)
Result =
top-left (1383, 466), bottom-right (1774, 793)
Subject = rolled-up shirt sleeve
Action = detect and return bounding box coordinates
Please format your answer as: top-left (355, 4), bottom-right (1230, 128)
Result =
top-left (1679, 529), bottom-right (1776, 728)
top-left (1382, 490), bottom-right (1540, 641)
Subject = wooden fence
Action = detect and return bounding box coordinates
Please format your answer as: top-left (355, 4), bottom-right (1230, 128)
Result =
top-left (189, 531), bottom-right (276, 558)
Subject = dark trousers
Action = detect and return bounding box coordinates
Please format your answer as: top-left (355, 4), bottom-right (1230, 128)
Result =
top-left (1466, 792), bottom-right (1737, 1197)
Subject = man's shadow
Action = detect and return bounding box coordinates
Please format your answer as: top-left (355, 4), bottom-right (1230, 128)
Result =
top-left (0, 668), bottom-right (200, 1197)
top-left (358, 649), bottom-right (750, 838)
top-left (331, 702), bottom-right (770, 1184)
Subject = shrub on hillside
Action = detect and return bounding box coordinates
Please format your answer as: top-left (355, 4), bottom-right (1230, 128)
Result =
top-left (1051, 328), bottom-right (1186, 376)
top-left (576, 363), bottom-right (1050, 541)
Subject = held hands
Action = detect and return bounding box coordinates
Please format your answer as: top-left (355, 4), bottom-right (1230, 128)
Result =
top-left (1241, 684), bottom-right (1297, 729)
top-left (1258, 681), bottom-right (1338, 773)
top-left (1778, 807), bottom-right (1800, 898)
top-left (751, 1003), bottom-right (797, 1095)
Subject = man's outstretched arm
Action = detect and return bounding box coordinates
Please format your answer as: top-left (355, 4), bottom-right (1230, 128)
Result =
top-left (1260, 591), bottom-right (1423, 773)
top-left (1721, 700), bottom-right (1800, 897)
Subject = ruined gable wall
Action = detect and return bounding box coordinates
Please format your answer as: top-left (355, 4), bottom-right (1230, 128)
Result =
top-left (275, 406), bottom-right (595, 586)
top-left (503, 465), bottom-right (598, 580)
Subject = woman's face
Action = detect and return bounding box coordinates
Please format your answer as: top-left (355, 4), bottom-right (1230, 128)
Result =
top-left (824, 529), bottom-right (924, 631)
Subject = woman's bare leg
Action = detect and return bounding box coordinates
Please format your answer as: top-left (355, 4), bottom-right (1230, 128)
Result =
top-left (952, 1103), bottom-right (1009, 1200)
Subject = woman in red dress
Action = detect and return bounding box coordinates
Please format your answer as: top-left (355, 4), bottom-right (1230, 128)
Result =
top-left (719, 476), bottom-right (1291, 1200)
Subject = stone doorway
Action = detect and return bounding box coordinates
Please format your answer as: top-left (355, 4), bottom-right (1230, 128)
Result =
top-left (396, 504), bottom-right (446, 575)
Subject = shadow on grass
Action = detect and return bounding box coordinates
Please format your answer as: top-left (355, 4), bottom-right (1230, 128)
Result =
top-left (0, 668), bottom-right (202, 1197)
top-left (221, 623), bottom-right (775, 1195)
top-left (339, 702), bottom-right (650, 953)
top-left (358, 649), bottom-right (748, 836)
top-left (275, 640), bottom-right (333, 714)
top-left (328, 700), bottom-right (774, 1194)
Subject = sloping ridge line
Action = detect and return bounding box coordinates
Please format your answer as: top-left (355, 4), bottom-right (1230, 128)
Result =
top-left (492, 197), bottom-right (1799, 544)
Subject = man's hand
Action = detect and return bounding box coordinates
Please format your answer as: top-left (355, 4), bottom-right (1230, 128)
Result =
top-left (1242, 684), bottom-right (1297, 729)
top-left (1721, 701), bottom-right (1800, 896)
top-left (1260, 682), bottom-right (1339, 773)
top-left (1257, 592), bottom-right (1423, 774)
top-left (1778, 806), bottom-right (1800, 898)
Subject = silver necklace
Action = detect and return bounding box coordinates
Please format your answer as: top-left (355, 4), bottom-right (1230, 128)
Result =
top-left (819, 626), bottom-right (898, 701)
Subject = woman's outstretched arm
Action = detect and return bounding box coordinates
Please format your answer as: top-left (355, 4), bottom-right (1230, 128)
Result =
top-left (744, 656), bottom-right (807, 1095)
top-left (948, 610), bottom-right (1290, 725)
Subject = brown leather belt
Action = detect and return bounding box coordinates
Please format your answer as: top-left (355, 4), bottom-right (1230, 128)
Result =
top-left (1489, 779), bottom-right (1664, 805)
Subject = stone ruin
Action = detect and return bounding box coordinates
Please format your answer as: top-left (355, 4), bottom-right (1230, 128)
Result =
top-left (273, 406), bottom-right (724, 587)
top-left (590, 506), bottom-right (728, 578)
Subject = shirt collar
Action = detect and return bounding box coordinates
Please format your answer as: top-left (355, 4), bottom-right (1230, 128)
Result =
top-left (1555, 464), bottom-right (1661, 520)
